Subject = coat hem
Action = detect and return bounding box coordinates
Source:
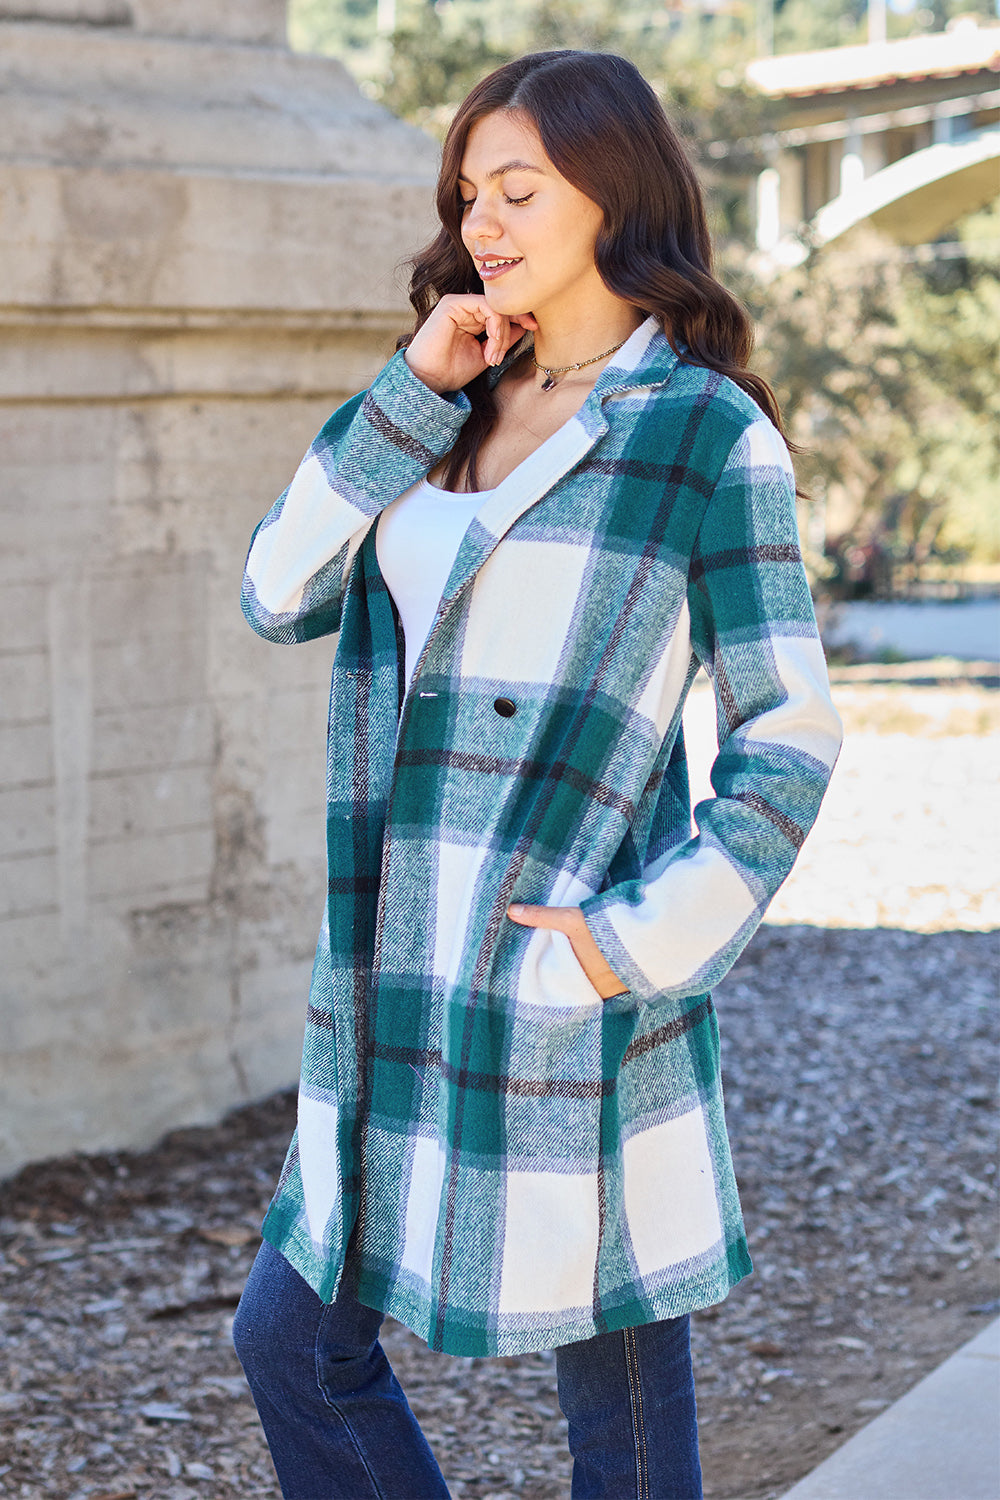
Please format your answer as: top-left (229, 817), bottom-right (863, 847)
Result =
top-left (260, 1212), bottom-right (753, 1358)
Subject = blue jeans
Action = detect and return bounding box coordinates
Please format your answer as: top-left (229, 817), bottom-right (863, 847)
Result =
top-left (233, 1240), bottom-right (702, 1499)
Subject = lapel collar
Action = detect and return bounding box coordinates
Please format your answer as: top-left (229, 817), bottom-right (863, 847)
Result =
top-left (438, 317), bottom-right (679, 611)
top-left (439, 408), bottom-right (596, 609)
top-left (590, 314), bottom-right (683, 397)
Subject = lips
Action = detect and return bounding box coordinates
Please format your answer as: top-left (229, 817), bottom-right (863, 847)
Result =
top-left (476, 255), bottom-right (523, 282)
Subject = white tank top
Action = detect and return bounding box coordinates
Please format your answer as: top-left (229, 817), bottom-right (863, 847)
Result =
top-left (376, 476), bottom-right (494, 688)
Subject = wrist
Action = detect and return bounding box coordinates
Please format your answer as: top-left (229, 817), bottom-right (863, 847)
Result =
top-left (403, 350), bottom-right (451, 397)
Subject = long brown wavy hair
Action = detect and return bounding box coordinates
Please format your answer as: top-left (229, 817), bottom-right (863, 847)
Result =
top-left (401, 50), bottom-right (788, 492)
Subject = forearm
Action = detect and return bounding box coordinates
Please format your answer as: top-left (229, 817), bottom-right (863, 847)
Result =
top-left (242, 353), bottom-right (471, 642)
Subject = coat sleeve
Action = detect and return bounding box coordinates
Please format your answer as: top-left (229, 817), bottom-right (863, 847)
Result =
top-left (579, 415), bottom-right (843, 1005)
top-left (241, 352), bottom-right (471, 643)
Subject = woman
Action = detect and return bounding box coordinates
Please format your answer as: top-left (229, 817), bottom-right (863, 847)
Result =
top-left (234, 49), bottom-right (842, 1500)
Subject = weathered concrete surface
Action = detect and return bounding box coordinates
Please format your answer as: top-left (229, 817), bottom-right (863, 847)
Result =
top-left (0, 0), bottom-right (287, 43)
top-left (0, 3), bottom-right (438, 1175)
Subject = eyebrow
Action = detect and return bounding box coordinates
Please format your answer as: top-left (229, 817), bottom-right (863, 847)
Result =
top-left (457, 159), bottom-right (545, 185)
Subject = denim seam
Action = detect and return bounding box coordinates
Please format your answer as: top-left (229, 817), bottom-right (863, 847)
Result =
top-left (624, 1326), bottom-right (650, 1500)
top-left (313, 1303), bottom-right (385, 1500)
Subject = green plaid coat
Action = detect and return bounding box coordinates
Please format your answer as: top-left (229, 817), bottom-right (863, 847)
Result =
top-left (241, 317), bottom-right (842, 1356)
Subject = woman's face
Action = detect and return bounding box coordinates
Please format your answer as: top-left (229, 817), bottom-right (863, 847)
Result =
top-left (458, 110), bottom-right (607, 327)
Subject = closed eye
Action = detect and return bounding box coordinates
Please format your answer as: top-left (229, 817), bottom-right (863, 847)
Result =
top-left (458, 192), bottom-right (534, 212)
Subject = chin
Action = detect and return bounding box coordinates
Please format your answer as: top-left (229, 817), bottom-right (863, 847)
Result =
top-left (483, 286), bottom-right (534, 321)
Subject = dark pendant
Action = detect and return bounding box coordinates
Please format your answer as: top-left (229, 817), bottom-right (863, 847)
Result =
top-left (541, 374), bottom-right (557, 391)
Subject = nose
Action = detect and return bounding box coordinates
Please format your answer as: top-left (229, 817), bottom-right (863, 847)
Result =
top-left (462, 196), bottom-right (499, 248)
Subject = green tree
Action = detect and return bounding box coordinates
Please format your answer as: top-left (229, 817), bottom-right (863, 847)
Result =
top-left (769, 0), bottom-right (998, 52)
top-left (289, 0), bottom-right (378, 57)
top-left (772, 0), bottom-right (867, 52)
top-left (733, 207), bottom-right (1000, 587)
top-left (376, 5), bottom-right (510, 130)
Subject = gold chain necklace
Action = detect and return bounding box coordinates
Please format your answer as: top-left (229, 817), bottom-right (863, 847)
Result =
top-left (532, 337), bottom-right (628, 391)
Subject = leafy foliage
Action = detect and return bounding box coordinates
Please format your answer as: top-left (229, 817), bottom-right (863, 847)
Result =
top-left (373, 7), bottom-right (509, 131)
top-left (735, 208), bottom-right (1000, 587)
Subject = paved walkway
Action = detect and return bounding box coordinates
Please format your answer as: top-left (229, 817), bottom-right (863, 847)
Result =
top-left (779, 1318), bottom-right (1000, 1500)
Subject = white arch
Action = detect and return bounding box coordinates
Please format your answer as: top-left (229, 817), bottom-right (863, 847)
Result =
top-left (812, 125), bottom-right (1000, 247)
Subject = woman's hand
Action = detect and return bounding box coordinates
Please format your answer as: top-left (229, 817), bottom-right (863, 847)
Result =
top-left (404, 294), bottom-right (537, 396)
top-left (507, 903), bottom-right (629, 1000)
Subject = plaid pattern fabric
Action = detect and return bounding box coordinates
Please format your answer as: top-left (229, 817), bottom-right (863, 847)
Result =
top-left (241, 318), bottom-right (842, 1356)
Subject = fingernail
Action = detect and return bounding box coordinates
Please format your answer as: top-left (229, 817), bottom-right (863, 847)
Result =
top-left (508, 903), bottom-right (524, 917)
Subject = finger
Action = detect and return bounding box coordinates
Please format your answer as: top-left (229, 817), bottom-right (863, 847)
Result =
top-left (431, 302), bottom-right (485, 348)
top-left (446, 302), bottom-right (508, 368)
top-left (442, 295), bottom-right (491, 330)
top-left (492, 313), bottom-right (537, 364)
top-left (483, 313), bottom-right (511, 366)
top-left (507, 903), bottom-right (573, 930)
top-left (490, 315), bottom-right (537, 367)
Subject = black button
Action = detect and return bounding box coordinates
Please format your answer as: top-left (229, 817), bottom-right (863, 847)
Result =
top-left (493, 697), bottom-right (516, 718)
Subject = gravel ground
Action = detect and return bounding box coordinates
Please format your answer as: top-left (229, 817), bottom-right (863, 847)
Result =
top-left (1, 668), bottom-right (997, 1500)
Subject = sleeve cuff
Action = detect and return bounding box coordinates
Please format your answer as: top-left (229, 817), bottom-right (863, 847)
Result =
top-left (580, 887), bottom-right (661, 1006)
top-left (367, 349), bottom-right (472, 451)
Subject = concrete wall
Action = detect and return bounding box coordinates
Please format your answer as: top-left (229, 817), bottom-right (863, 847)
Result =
top-left (0, 6), bottom-right (438, 1175)
top-left (0, 1), bottom-right (288, 42)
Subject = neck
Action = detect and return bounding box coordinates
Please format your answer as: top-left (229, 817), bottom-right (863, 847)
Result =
top-left (531, 305), bottom-right (645, 374)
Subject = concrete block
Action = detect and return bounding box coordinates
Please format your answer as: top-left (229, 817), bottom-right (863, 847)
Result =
top-left (2, 164), bottom-right (433, 316)
top-left (0, 783), bottom-right (55, 858)
top-left (0, 22), bottom-right (431, 185)
top-left (264, 639), bottom-right (338, 694)
top-left (0, 323), bottom-right (401, 404)
top-left (266, 798), bottom-right (327, 872)
top-left (0, 1), bottom-right (122, 21)
top-left (232, 958), bottom-right (312, 1096)
top-left (0, 910), bottom-right (61, 978)
top-left (130, 0), bottom-right (287, 44)
top-left (0, 852), bottom-right (57, 920)
top-left (0, 3), bottom-right (284, 42)
top-left (3, 584), bottom-right (49, 651)
top-left (0, 723), bottom-right (55, 787)
top-left (91, 702), bottom-right (214, 776)
top-left (89, 825), bottom-right (214, 903)
top-left (0, 999), bottom-right (238, 1170)
top-left (90, 562), bottom-right (208, 651)
top-left (268, 685), bottom-right (331, 744)
top-left (92, 633), bottom-right (207, 714)
top-left (89, 765), bottom-right (213, 842)
top-left (3, 649), bottom-right (48, 731)
top-left (0, 410), bottom-right (117, 569)
top-left (0, 2), bottom-right (442, 1174)
top-left (0, 651), bottom-right (50, 725)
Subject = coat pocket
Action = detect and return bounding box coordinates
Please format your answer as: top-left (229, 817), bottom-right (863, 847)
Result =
top-left (488, 973), bottom-right (640, 1323)
top-left (495, 928), bottom-right (638, 1159)
top-left (517, 926), bottom-right (613, 1014)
